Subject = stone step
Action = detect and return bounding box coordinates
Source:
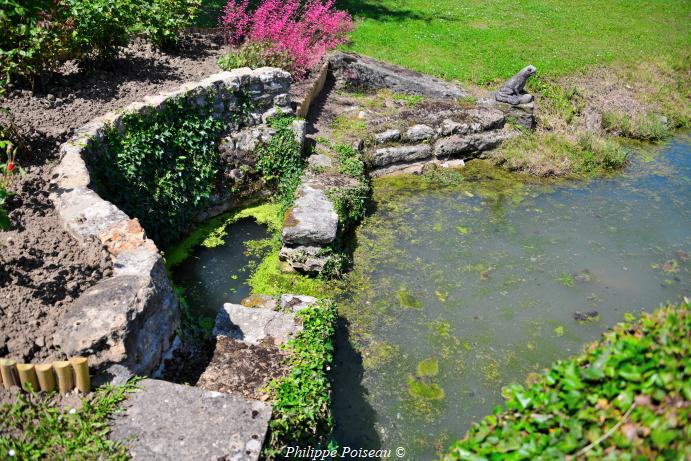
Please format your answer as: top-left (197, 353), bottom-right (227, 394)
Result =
top-left (109, 379), bottom-right (271, 461)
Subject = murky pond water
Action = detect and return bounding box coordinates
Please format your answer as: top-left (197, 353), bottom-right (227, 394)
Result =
top-left (332, 136), bottom-right (690, 459)
top-left (172, 218), bottom-right (270, 322)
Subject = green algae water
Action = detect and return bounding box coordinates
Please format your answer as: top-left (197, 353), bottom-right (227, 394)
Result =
top-left (332, 136), bottom-right (690, 459)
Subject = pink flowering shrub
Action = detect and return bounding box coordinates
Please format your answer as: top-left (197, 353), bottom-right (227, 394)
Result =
top-left (220, 0), bottom-right (352, 78)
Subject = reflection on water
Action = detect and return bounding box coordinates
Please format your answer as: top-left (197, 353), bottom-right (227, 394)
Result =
top-left (334, 136), bottom-right (691, 460)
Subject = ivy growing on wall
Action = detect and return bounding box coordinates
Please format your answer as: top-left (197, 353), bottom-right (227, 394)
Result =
top-left (94, 95), bottom-right (226, 246)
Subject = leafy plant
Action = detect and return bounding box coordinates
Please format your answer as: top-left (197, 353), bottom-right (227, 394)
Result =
top-left (220, 0), bottom-right (352, 78)
top-left (95, 94), bottom-right (225, 246)
top-left (140, 0), bottom-right (201, 47)
top-left (66, 0), bottom-right (138, 61)
top-left (218, 41), bottom-right (293, 72)
top-left (0, 379), bottom-right (140, 459)
top-left (255, 114), bottom-right (305, 211)
top-left (0, 139), bottom-right (18, 230)
top-left (0, 0), bottom-right (74, 88)
top-left (443, 301), bottom-right (691, 460)
top-left (335, 144), bottom-right (365, 180)
top-left (264, 300), bottom-right (337, 458)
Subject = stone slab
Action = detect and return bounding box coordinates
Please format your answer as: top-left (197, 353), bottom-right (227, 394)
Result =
top-left (213, 303), bottom-right (302, 345)
top-left (110, 379), bottom-right (271, 461)
top-left (281, 180), bottom-right (338, 246)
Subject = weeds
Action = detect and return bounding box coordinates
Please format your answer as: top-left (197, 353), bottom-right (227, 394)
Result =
top-left (601, 111), bottom-right (669, 141)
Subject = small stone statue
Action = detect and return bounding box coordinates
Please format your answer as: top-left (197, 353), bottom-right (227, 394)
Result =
top-left (495, 65), bottom-right (536, 105)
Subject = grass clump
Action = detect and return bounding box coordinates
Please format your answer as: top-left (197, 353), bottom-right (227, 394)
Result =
top-left (489, 132), bottom-right (627, 177)
top-left (443, 301), bottom-right (691, 460)
top-left (601, 112), bottom-right (669, 141)
top-left (264, 300), bottom-right (338, 458)
top-left (0, 379), bottom-right (140, 460)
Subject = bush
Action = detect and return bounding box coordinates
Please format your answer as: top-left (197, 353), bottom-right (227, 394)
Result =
top-left (94, 96), bottom-right (225, 246)
top-left (220, 0), bottom-right (352, 78)
top-left (443, 302), bottom-right (690, 460)
top-left (0, 0), bottom-right (73, 87)
top-left (141, 0), bottom-right (201, 47)
top-left (67, 0), bottom-right (138, 61)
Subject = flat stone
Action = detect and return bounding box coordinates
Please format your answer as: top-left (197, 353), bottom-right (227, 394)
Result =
top-left (439, 119), bottom-right (468, 136)
top-left (278, 245), bottom-right (333, 273)
top-left (370, 144), bottom-right (432, 168)
top-left (434, 129), bottom-right (516, 158)
top-left (281, 180), bottom-right (338, 246)
top-left (213, 303), bottom-right (302, 345)
top-left (374, 129), bottom-right (401, 144)
top-left (307, 153), bottom-right (334, 169)
top-left (329, 51), bottom-right (467, 98)
top-left (279, 294), bottom-right (317, 312)
top-left (405, 124), bottom-right (435, 142)
top-left (109, 379), bottom-right (271, 461)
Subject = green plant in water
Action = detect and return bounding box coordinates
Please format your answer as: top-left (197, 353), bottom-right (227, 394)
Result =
top-left (443, 302), bottom-right (691, 460)
top-left (408, 377), bottom-right (445, 401)
top-left (0, 378), bottom-right (140, 460)
top-left (417, 358), bottom-right (440, 377)
top-left (397, 286), bottom-right (423, 309)
top-left (558, 273), bottom-right (575, 287)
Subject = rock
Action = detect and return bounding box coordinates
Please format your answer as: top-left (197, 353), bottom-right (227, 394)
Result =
top-left (291, 119), bottom-right (307, 152)
top-left (109, 379), bottom-right (271, 461)
top-left (213, 303), bottom-right (303, 345)
top-left (357, 110), bottom-right (367, 120)
top-left (439, 119), bottom-right (467, 136)
top-left (279, 245), bottom-right (332, 273)
top-left (440, 159), bottom-right (466, 169)
top-left (279, 294), bottom-right (317, 312)
top-left (434, 130), bottom-right (515, 158)
top-left (375, 129), bottom-right (401, 144)
top-left (370, 144), bottom-right (432, 168)
top-left (573, 311), bottom-right (599, 322)
top-left (405, 124), bottom-right (435, 142)
top-left (307, 154), bottom-right (334, 170)
top-left (54, 248), bottom-right (179, 376)
top-left (329, 51), bottom-right (467, 98)
top-left (281, 180), bottom-right (338, 246)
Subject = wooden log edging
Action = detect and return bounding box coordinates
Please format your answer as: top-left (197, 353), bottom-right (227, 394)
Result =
top-left (0, 357), bottom-right (91, 394)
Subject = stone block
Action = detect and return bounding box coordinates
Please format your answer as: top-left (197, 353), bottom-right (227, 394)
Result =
top-left (370, 144), bottom-right (432, 167)
top-left (213, 303), bottom-right (303, 345)
top-left (375, 129), bottom-right (401, 144)
top-left (110, 379), bottom-right (271, 461)
top-left (281, 181), bottom-right (338, 246)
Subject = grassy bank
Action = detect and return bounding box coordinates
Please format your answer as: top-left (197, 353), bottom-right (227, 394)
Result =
top-left (443, 301), bottom-right (690, 460)
top-left (340, 0), bottom-right (689, 83)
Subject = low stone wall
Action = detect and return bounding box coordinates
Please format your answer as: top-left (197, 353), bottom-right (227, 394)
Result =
top-left (49, 67), bottom-right (293, 379)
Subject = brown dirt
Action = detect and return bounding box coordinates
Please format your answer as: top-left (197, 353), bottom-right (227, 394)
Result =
top-left (0, 35), bottom-right (226, 363)
top-left (196, 336), bottom-right (289, 401)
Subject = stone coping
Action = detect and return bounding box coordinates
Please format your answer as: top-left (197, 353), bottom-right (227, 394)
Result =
top-left (49, 67), bottom-right (292, 378)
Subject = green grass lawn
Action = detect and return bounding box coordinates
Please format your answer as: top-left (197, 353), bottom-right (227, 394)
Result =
top-left (338, 0), bottom-right (690, 83)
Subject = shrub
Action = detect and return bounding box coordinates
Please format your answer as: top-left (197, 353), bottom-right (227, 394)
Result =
top-left (95, 96), bottom-right (225, 246)
top-left (220, 0), bottom-right (352, 78)
top-left (140, 0), bottom-right (201, 47)
top-left (67, 0), bottom-right (139, 61)
top-left (0, 139), bottom-right (18, 230)
top-left (443, 302), bottom-right (690, 460)
top-left (601, 111), bottom-right (669, 141)
top-left (0, 0), bottom-right (74, 88)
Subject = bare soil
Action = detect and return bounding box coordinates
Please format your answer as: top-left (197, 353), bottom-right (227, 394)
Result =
top-left (0, 35), bottom-right (225, 363)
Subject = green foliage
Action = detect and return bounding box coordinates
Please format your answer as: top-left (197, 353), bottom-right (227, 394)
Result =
top-left (0, 0), bottom-right (73, 87)
top-left (95, 94), bottom-right (225, 246)
top-left (527, 77), bottom-right (584, 125)
top-left (327, 185), bottom-right (369, 231)
top-left (67, 0), bottom-right (138, 61)
top-left (601, 111), bottom-right (669, 141)
top-left (141, 0), bottom-right (201, 47)
top-left (0, 185), bottom-right (9, 230)
top-left (218, 42), bottom-right (293, 72)
top-left (335, 144), bottom-right (366, 180)
top-left (255, 114), bottom-right (305, 211)
top-left (264, 300), bottom-right (337, 458)
top-left (0, 379), bottom-right (140, 460)
top-left (392, 92), bottom-right (424, 107)
top-left (443, 302), bottom-right (691, 460)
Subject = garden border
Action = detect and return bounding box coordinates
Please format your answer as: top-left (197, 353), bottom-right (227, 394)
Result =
top-left (48, 67), bottom-right (293, 380)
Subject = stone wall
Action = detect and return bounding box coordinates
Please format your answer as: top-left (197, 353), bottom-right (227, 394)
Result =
top-left (50, 67), bottom-right (293, 379)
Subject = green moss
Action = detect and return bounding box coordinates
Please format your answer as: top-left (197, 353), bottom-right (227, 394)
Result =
top-left (417, 358), bottom-right (440, 377)
top-left (397, 286), bottom-right (423, 309)
top-left (164, 202), bottom-right (282, 269)
top-left (407, 376), bottom-right (445, 400)
top-left (247, 247), bottom-right (331, 298)
top-left (331, 114), bottom-right (367, 144)
top-left (362, 341), bottom-right (400, 369)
